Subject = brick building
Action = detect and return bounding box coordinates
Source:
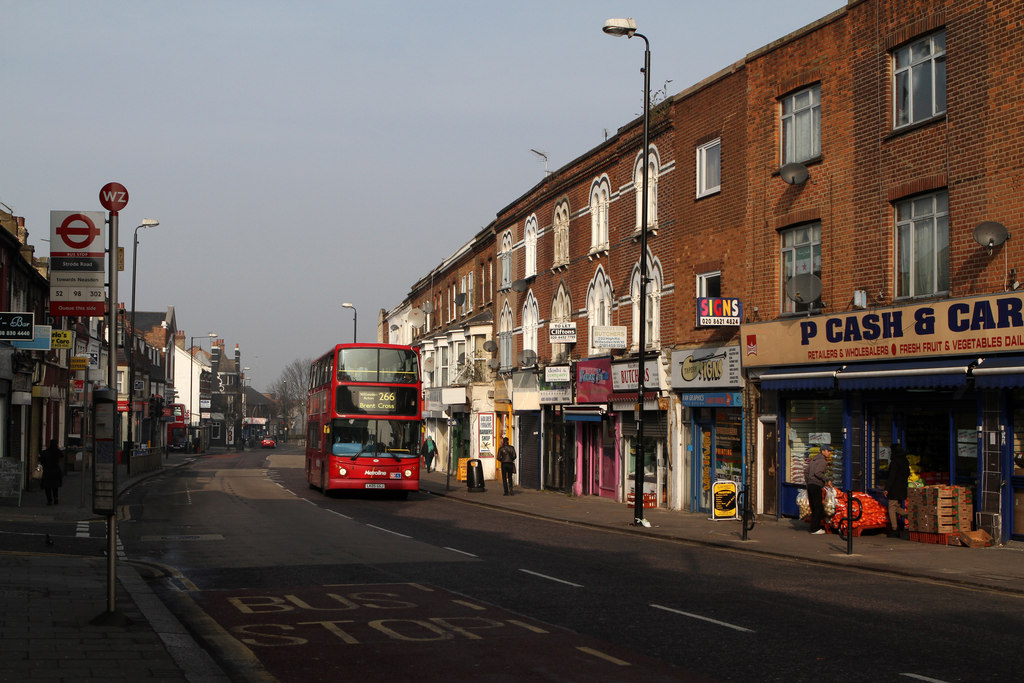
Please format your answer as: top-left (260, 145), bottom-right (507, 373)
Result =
top-left (388, 0), bottom-right (1024, 542)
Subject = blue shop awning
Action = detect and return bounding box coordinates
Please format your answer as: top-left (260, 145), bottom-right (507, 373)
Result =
top-left (972, 355), bottom-right (1024, 388)
top-left (563, 405), bottom-right (606, 422)
top-left (837, 358), bottom-right (974, 390)
top-left (758, 365), bottom-right (842, 391)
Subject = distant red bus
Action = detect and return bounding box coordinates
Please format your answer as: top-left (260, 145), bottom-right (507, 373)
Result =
top-left (165, 403), bottom-right (188, 451)
top-left (306, 344), bottom-right (422, 497)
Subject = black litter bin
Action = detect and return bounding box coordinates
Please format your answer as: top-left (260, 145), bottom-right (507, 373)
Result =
top-left (466, 458), bottom-right (485, 492)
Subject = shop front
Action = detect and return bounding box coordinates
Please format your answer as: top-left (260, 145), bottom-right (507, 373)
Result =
top-left (571, 357), bottom-right (616, 499)
top-left (540, 365), bottom-right (573, 492)
top-left (611, 357), bottom-right (664, 507)
top-left (742, 291), bottom-right (1024, 542)
top-left (672, 345), bottom-right (745, 515)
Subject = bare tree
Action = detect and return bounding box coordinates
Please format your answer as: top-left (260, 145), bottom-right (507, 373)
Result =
top-left (269, 357), bottom-right (311, 440)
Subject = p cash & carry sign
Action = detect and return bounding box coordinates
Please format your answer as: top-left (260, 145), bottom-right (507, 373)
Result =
top-left (741, 291), bottom-right (1024, 367)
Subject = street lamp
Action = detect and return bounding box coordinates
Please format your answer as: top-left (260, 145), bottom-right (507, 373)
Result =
top-left (188, 332), bottom-right (217, 451)
top-left (342, 302), bottom-right (357, 343)
top-left (127, 218), bottom-right (159, 471)
top-left (604, 17), bottom-right (652, 527)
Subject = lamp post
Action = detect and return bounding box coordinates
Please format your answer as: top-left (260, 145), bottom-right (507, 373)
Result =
top-left (604, 17), bottom-right (651, 527)
top-left (127, 219), bottom-right (159, 471)
top-left (342, 302), bottom-right (357, 343)
top-left (188, 332), bottom-right (217, 452)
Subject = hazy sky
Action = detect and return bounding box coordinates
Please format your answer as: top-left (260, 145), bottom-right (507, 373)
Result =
top-left (2, 0), bottom-right (843, 391)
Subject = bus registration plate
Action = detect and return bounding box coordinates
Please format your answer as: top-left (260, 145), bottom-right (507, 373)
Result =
top-left (365, 483), bottom-right (386, 489)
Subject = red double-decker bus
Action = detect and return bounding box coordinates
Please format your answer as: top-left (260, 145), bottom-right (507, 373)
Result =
top-left (306, 343), bottom-right (422, 497)
top-left (165, 403), bottom-right (188, 451)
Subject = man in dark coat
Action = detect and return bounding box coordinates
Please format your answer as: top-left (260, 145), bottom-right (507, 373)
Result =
top-left (884, 444), bottom-right (911, 537)
top-left (497, 437), bottom-right (517, 496)
top-left (805, 445), bottom-right (833, 534)
top-left (39, 439), bottom-right (64, 506)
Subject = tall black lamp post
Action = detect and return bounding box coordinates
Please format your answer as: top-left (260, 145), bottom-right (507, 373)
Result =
top-left (342, 302), bottom-right (357, 343)
top-left (603, 17), bottom-right (652, 527)
top-left (127, 218), bottom-right (159, 471)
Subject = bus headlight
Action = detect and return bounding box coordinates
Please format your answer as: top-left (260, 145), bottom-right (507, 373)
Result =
top-left (338, 467), bottom-right (348, 476)
top-left (404, 469), bottom-right (413, 478)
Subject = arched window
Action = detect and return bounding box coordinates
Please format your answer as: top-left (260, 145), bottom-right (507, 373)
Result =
top-left (586, 266), bottom-right (614, 357)
top-left (634, 146), bottom-right (660, 234)
top-left (589, 176), bottom-right (611, 255)
top-left (522, 291), bottom-right (538, 354)
top-left (499, 230), bottom-right (514, 290)
top-left (499, 302), bottom-right (515, 370)
top-left (551, 283), bottom-right (572, 363)
top-left (553, 199), bottom-right (570, 268)
top-left (524, 215), bottom-right (538, 278)
top-left (631, 250), bottom-right (663, 350)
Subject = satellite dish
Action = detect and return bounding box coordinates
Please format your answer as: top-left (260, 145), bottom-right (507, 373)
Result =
top-left (510, 279), bottom-right (529, 293)
top-left (483, 339), bottom-right (498, 352)
top-left (407, 308), bottom-right (424, 326)
top-left (487, 358), bottom-right (501, 370)
top-left (389, 324), bottom-right (399, 331)
top-left (422, 301), bottom-right (434, 314)
top-left (974, 221), bottom-right (1009, 254)
top-left (779, 162), bottom-right (810, 185)
top-left (785, 273), bottom-right (823, 304)
top-left (517, 349), bottom-right (538, 367)
top-left (454, 293), bottom-right (466, 306)
top-left (422, 357), bottom-right (435, 372)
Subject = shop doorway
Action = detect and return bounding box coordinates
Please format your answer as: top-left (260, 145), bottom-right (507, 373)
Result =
top-left (691, 407), bottom-right (744, 514)
top-left (759, 418), bottom-right (778, 516)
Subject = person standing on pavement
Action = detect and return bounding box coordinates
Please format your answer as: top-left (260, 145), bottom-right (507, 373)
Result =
top-left (422, 434), bottom-right (437, 473)
top-left (39, 439), bottom-right (64, 506)
top-left (805, 445), bottom-right (833, 534)
top-left (497, 437), bottom-right (517, 496)
top-left (884, 444), bottom-right (911, 537)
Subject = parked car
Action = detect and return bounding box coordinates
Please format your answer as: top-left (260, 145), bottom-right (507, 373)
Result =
top-left (261, 436), bottom-right (277, 449)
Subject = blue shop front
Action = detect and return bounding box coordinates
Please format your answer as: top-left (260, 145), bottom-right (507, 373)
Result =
top-left (741, 291), bottom-right (1024, 544)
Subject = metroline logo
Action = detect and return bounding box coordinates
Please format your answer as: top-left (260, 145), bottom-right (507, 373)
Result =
top-left (364, 470), bottom-right (387, 476)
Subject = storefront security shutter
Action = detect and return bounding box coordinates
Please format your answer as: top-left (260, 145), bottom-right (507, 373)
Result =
top-left (519, 413), bottom-right (541, 490)
top-left (620, 412), bottom-right (667, 438)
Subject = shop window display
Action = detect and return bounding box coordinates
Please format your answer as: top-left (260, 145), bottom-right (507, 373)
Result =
top-left (786, 399), bottom-right (843, 485)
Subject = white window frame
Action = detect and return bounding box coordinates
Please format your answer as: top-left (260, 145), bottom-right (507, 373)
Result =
top-left (697, 271), bottom-right (721, 298)
top-left (893, 30), bottom-right (946, 128)
top-left (780, 222), bottom-right (822, 314)
top-left (634, 147), bottom-right (659, 234)
top-left (500, 231), bottom-right (513, 290)
top-left (895, 190), bottom-right (949, 299)
top-left (499, 302), bottom-right (515, 371)
top-left (551, 284), bottom-right (572, 363)
top-left (522, 291), bottom-right (538, 355)
top-left (553, 200), bottom-right (570, 268)
top-left (696, 138), bottom-right (721, 198)
top-left (586, 267), bottom-right (614, 357)
top-left (781, 84), bottom-right (821, 164)
top-left (524, 214), bottom-right (538, 278)
top-left (630, 250), bottom-right (662, 351)
top-left (589, 176), bottom-right (611, 255)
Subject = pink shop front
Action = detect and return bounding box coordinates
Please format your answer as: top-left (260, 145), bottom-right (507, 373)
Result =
top-left (566, 356), bottom-right (666, 505)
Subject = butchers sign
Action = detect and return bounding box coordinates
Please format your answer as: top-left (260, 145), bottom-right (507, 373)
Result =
top-left (742, 291), bottom-right (1024, 367)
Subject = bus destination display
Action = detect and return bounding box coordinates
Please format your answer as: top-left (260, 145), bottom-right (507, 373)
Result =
top-left (336, 386), bottom-right (418, 416)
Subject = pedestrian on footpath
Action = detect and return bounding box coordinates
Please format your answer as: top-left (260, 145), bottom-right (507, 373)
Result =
top-left (39, 439), bottom-right (64, 506)
top-left (497, 437), bottom-right (517, 496)
top-left (884, 443), bottom-right (910, 537)
top-left (422, 434), bottom-right (437, 473)
top-left (805, 445), bottom-right (833, 534)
